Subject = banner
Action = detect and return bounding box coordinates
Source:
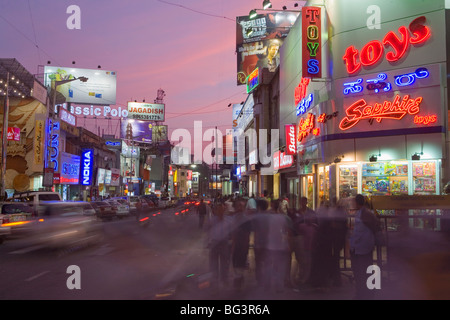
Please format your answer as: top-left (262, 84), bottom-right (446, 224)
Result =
top-left (236, 12), bottom-right (298, 85)
top-left (127, 102), bottom-right (165, 121)
top-left (121, 119), bottom-right (153, 143)
top-left (44, 66), bottom-right (117, 105)
top-left (33, 114), bottom-right (46, 169)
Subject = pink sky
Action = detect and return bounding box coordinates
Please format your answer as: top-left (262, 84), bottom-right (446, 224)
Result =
top-left (0, 0), bottom-right (299, 147)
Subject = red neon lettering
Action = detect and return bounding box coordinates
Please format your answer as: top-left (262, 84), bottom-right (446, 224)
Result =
top-left (360, 40), bottom-right (384, 66)
top-left (343, 46), bottom-right (361, 74)
top-left (305, 7), bottom-right (320, 23)
top-left (383, 26), bottom-right (410, 62)
top-left (298, 113), bottom-right (316, 142)
top-left (294, 78), bottom-right (310, 105)
top-left (409, 16), bottom-right (431, 44)
top-left (414, 115), bottom-right (437, 125)
top-left (339, 95), bottom-right (424, 131)
top-left (343, 16), bottom-right (431, 74)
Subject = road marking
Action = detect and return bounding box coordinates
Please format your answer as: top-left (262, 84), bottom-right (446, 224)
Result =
top-left (9, 245), bottom-right (45, 254)
top-left (25, 271), bottom-right (50, 282)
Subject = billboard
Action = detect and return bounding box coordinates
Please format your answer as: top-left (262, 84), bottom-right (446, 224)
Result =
top-left (236, 12), bottom-right (299, 85)
top-left (127, 102), bottom-right (165, 121)
top-left (152, 125), bottom-right (168, 142)
top-left (60, 152), bottom-right (81, 185)
top-left (44, 66), bottom-right (117, 105)
top-left (121, 119), bottom-right (153, 143)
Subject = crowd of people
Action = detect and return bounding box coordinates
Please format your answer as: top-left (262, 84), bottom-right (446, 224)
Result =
top-left (198, 192), bottom-right (380, 299)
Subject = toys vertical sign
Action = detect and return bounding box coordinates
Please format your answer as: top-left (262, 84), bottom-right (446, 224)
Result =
top-left (302, 6), bottom-right (322, 79)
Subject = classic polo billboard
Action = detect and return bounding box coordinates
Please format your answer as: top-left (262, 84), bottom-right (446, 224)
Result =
top-left (44, 66), bottom-right (117, 105)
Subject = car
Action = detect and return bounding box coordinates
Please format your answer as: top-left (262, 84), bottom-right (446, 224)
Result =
top-left (90, 201), bottom-right (116, 220)
top-left (105, 199), bottom-right (130, 217)
top-left (29, 201), bottom-right (102, 249)
top-left (7, 192), bottom-right (63, 216)
top-left (0, 202), bottom-right (35, 239)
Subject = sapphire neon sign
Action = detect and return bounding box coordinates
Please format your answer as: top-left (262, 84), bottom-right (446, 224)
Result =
top-left (81, 149), bottom-right (94, 186)
top-left (343, 67), bottom-right (430, 96)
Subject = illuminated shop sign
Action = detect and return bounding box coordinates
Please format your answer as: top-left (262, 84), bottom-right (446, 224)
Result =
top-left (246, 68), bottom-right (259, 93)
top-left (274, 150), bottom-right (294, 171)
top-left (285, 124), bottom-right (297, 155)
top-left (302, 7), bottom-right (322, 78)
top-left (297, 111), bottom-right (339, 143)
top-left (48, 120), bottom-right (60, 172)
top-left (296, 94), bottom-right (314, 116)
top-left (60, 152), bottom-right (80, 185)
top-left (127, 102), bottom-right (165, 122)
top-left (294, 78), bottom-right (310, 105)
top-left (339, 94), bottom-right (424, 131)
top-left (343, 67), bottom-right (430, 95)
top-left (343, 16), bottom-right (431, 74)
top-left (81, 149), bottom-right (94, 186)
top-left (7, 127), bottom-right (20, 141)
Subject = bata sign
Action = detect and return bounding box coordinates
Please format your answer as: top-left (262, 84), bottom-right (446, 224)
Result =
top-left (274, 150), bottom-right (294, 171)
top-left (285, 124), bottom-right (296, 155)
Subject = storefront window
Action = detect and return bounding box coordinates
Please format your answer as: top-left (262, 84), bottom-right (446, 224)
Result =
top-left (318, 166), bottom-right (330, 204)
top-left (412, 161), bottom-right (436, 195)
top-left (339, 164), bottom-right (357, 199)
top-left (362, 161), bottom-right (408, 196)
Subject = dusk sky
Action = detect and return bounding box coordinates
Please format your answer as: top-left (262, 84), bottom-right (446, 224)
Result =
top-left (0, 0), bottom-right (301, 145)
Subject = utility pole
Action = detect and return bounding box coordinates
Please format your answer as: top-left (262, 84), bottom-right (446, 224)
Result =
top-left (0, 72), bottom-right (9, 199)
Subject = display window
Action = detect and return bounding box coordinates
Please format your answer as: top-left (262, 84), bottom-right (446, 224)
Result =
top-left (412, 161), bottom-right (436, 194)
top-left (362, 161), bottom-right (408, 196)
top-left (318, 166), bottom-right (330, 204)
top-left (339, 164), bottom-right (358, 199)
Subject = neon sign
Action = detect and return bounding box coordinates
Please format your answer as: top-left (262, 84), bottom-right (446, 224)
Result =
top-left (298, 113), bottom-right (320, 142)
top-left (81, 149), bottom-right (94, 186)
top-left (48, 120), bottom-right (60, 172)
top-left (296, 93), bottom-right (314, 116)
top-left (339, 94), bottom-right (423, 131)
top-left (414, 115), bottom-right (437, 125)
top-left (294, 78), bottom-right (311, 105)
top-left (246, 68), bottom-right (259, 93)
top-left (394, 67), bottom-right (429, 86)
top-left (343, 67), bottom-right (429, 95)
top-left (343, 16), bottom-right (431, 74)
top-left (302, 7), bottom-right (322, 78)
top-left (285, 124), bottom-right (297, 155)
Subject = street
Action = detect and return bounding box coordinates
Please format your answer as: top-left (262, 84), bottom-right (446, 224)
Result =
top-left (0, 206), bottom-right (209, 300)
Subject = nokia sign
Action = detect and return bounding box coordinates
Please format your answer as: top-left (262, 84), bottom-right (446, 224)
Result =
top-left (81, 149), bottom-right (94, 186)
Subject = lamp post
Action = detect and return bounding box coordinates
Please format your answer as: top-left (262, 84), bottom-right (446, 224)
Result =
top-left (0, 72), bottom-right (10, 199)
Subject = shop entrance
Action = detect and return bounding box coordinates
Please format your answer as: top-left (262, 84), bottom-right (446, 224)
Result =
top-left (287, 178), bottom-right (299, 209)
top-left (300, 174), bottom-right (315, 209)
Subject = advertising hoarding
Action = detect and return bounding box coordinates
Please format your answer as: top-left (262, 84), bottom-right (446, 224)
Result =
top-left (236, 12), bottom-right (298, 85)
top-left (120, 119), bottom-right (153, 143)
top-left (44, 66), bottom-right (117, 105)
top-left (127, 102), bottom-right (165, 122)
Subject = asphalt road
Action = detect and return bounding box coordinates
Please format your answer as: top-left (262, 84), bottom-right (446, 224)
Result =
top-left (0, 205), bottom-right (209, 300)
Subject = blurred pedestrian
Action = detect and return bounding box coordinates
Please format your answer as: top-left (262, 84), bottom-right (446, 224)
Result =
top-left (252, 199), bottom-right (270, 287)
top-left (197, 199), bottom-right (208, 230)
top-left (296, 197), bottom-right (318, 286)
top-left (329, 197), bottom-right (349, 287)
top-left (310, 201), bottom-right (333, 291)
top-left (350, 194), bottom-right (378, 300)
top-left (279, 194), bottom-right (290, 215)
top-left (265, 199), bottom-right (294, 292)
top-left (246, 194), bottom-right (257, 214)
top-left (207, 201), bottom-right (233, 288)
top-left (231, 197), bottom-right (252, 290)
